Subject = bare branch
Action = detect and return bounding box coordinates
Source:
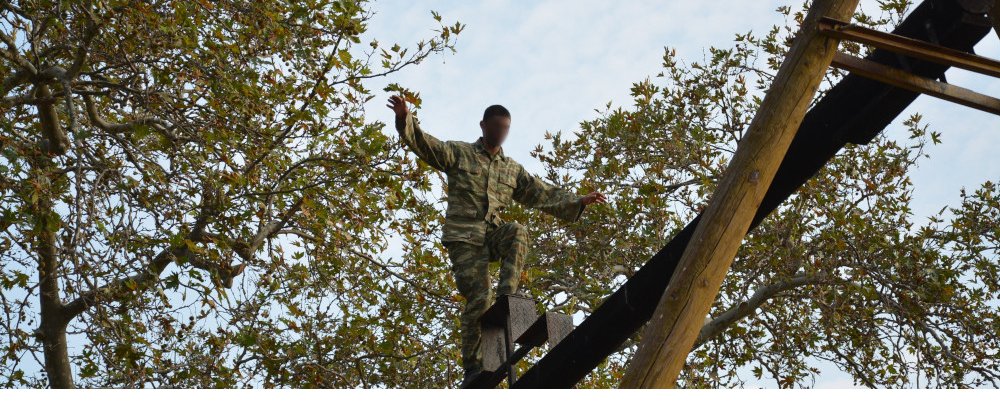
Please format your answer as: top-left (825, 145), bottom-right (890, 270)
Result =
top-left (82, 94), bottom-right (177, 140)
top-left (693, 272), bottom-right (840, 349)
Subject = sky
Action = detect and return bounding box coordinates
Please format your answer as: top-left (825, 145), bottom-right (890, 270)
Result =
top-left (358, 0), bottom-right (1000, 388)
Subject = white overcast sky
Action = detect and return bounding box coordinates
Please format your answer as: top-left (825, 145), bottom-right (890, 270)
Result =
top-left (359, 0), bottom-right (1000, 388)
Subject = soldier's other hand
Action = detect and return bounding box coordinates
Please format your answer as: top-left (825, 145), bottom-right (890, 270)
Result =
top-left (581, 191), bottom-right (607, 206)
top-left (386, 94), bottom-right (409, 119)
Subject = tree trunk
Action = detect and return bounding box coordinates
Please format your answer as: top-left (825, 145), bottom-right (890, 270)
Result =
top-left (618, 0), bottom-right (860, 388)
top-left (32, 84), bottom-right (76, 388)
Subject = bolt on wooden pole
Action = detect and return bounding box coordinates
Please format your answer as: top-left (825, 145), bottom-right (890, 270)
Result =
top-left (618, 0), bottom-right (860, 389)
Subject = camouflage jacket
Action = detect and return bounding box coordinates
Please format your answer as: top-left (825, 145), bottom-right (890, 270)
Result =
top-left (396, 110), bottom-right (586, 246)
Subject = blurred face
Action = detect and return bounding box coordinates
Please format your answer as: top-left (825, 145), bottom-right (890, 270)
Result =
top-left (480, 115), bottom-right (510, 147)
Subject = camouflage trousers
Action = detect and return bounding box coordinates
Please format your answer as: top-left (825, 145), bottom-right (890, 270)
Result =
top-left (443, 220), bottom-right (529, 374)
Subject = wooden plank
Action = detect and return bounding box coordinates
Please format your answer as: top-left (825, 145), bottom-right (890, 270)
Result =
top-left (477, 294), bottom-right (538, 387)
top-left (818, 16), bottom-right (1000, 79)
top-left (510, 0), bottom-right (992, 389)
top-left (480, 294), bottom-right (537, 343)
top-left (480, 325), bottom-right (506, 373)
top-left (990, 0), bottom-right (1000, 40)
top-left (831, 52), bottom-right (1000, 115)
top-left (516, 311), bottom-right (574, 347)
top-left (618, 0), bottom-right (860, 389)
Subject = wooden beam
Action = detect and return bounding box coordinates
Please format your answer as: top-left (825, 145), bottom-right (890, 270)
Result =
top-left (618, 0), bottom-right (860, 389)
top-left (818, 16), bottom-right (1000, 79)
top-left (831, 52), bottom-right (1000, 115)
top-left (990, 0), bottom-right (1000, 40)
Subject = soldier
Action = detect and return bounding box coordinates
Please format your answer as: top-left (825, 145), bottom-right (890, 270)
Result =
top-left (386, 95), bottom-right (607, 388)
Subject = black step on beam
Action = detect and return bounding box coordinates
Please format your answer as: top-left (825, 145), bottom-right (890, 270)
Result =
top-left (462, 294), bottom-right (575, 388)
top-left (512, 0), bottom-right (994, 388)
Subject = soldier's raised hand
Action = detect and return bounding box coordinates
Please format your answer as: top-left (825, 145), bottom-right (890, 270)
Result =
top-left (386, 94), bottom-right (409, 119)
top-left (581, 191), bottom-right (608, 205)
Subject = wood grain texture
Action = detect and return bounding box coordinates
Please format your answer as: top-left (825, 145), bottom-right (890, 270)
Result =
top-left (831, 52), bottom-right (1000, 115)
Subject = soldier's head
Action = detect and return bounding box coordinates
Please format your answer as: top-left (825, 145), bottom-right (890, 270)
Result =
top-left (480, 104), bottom-right (511, 147)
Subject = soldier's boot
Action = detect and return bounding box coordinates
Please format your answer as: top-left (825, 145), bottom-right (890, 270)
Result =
top-left (460, 365), bottom-right (483, 388)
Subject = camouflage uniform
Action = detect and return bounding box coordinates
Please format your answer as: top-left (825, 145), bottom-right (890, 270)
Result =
top-left (396, 110), bottom-right (587, 375)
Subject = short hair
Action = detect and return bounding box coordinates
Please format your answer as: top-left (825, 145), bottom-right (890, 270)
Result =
top-left (483, 104), bottom-right (511, 122)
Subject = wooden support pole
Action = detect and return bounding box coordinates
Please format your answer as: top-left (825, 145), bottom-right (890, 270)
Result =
top-left (618, 0), bottom-right (860, 388)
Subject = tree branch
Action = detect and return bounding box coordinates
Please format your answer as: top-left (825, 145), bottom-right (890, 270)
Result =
top-left (692, 272), bottom-right (839, 349)
top-left (82, 94), bottom-right (177, 141)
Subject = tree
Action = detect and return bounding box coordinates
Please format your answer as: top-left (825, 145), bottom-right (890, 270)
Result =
top-left (511, 0), bottom-right (1000, 388)
top-left (1, 0), bottom-right (466, 387)
top-left (4, 0), bottom-right (996, 390)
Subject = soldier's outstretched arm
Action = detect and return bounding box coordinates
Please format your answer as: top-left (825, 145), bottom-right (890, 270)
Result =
top-left (387, 95), bottom-right (456, 172)
top-left (511, 164), bottom-right (586, 223)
